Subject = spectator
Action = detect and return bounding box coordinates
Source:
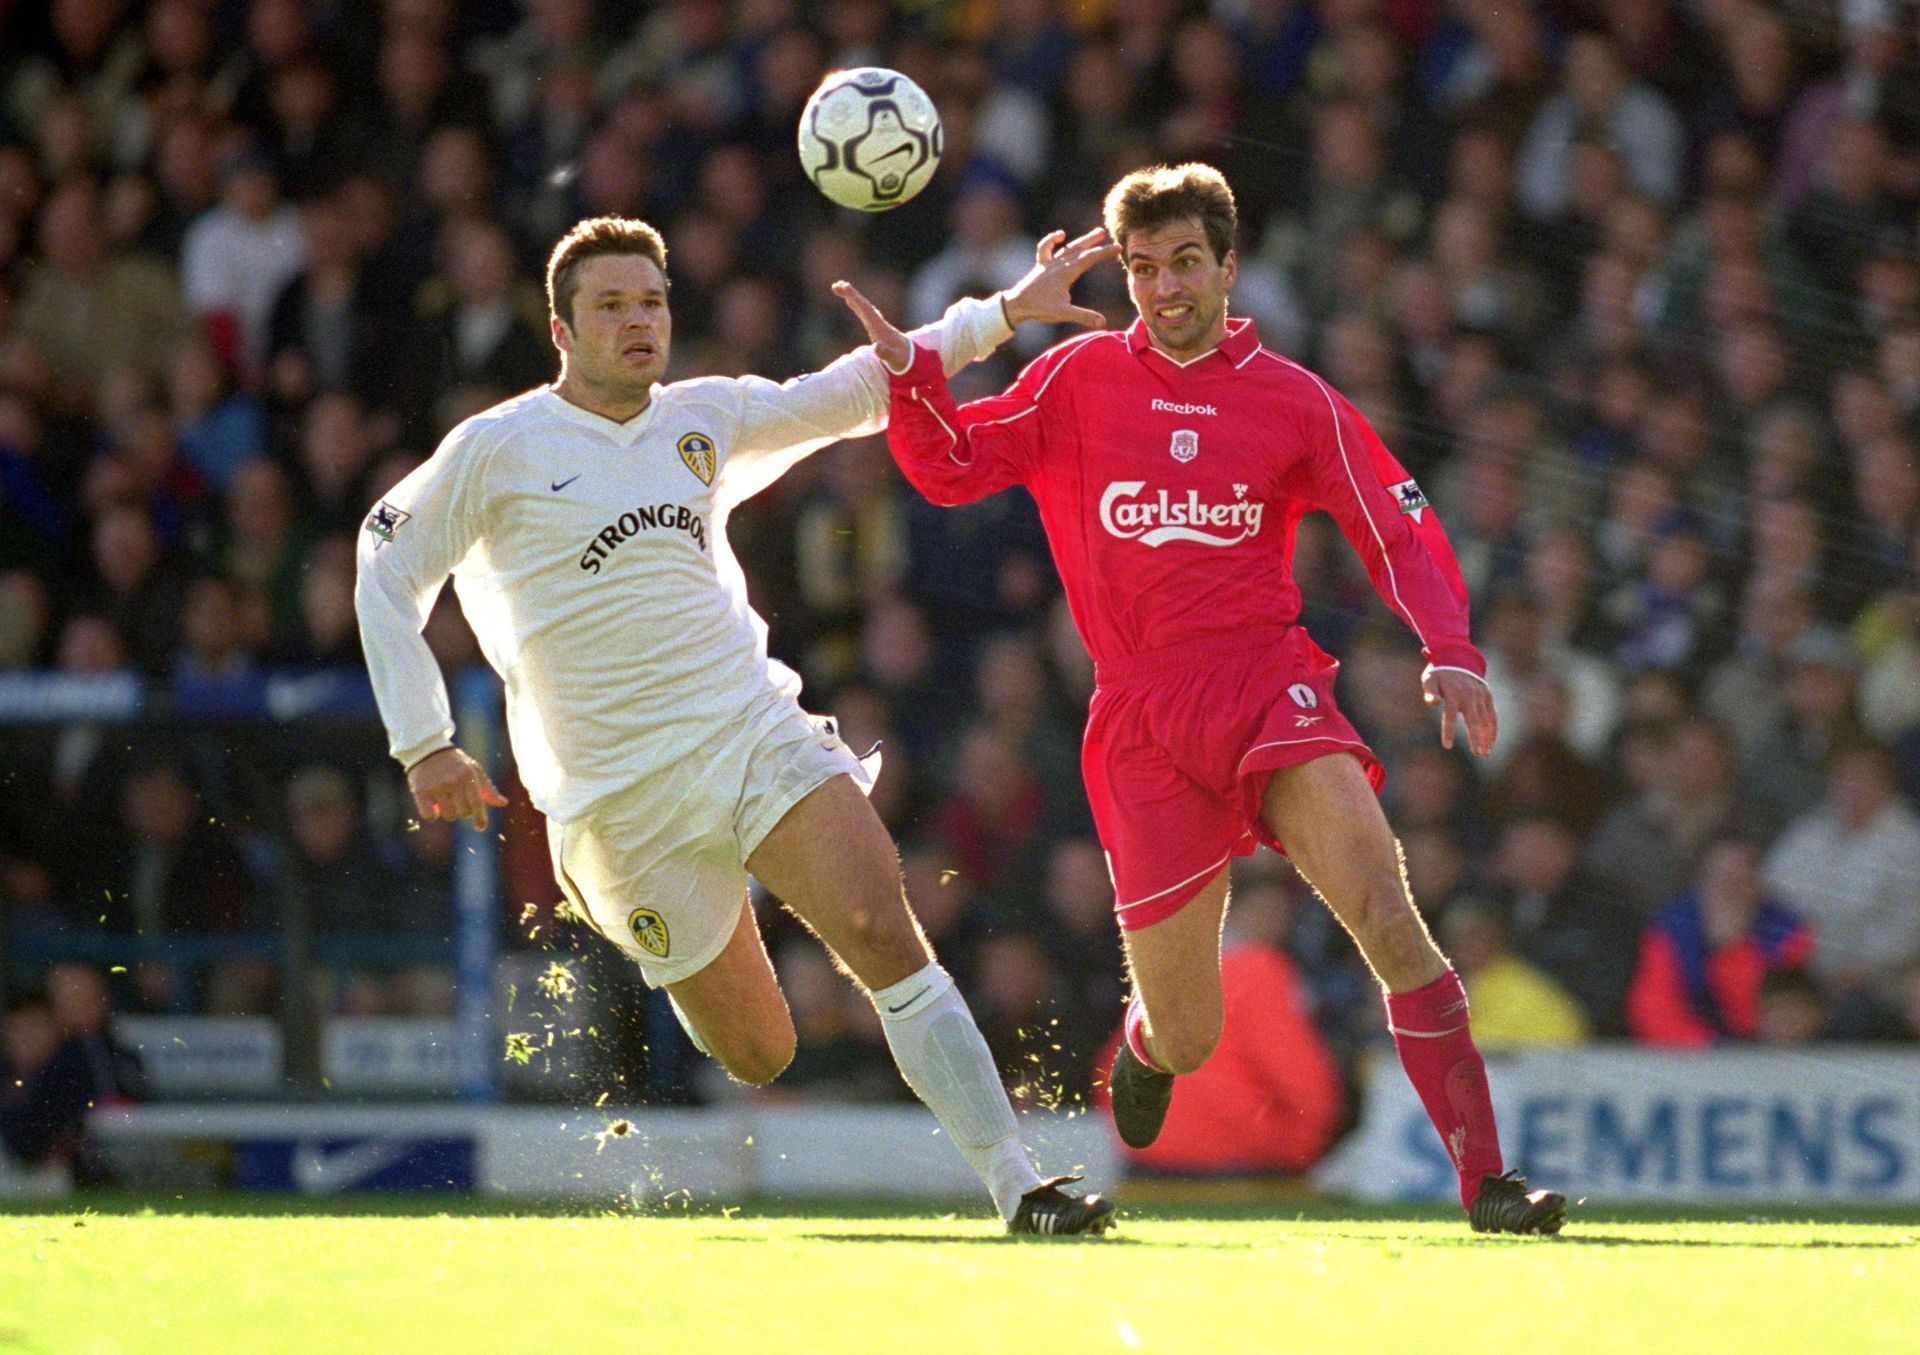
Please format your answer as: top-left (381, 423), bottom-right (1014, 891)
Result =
top-left (407, 217), bottom-right (551, 438)
top-left (80, 756), bottom-right (253, 938)
top-left (906, 171), bottom-right (1033, 330)
top-left (1704, 573), bottom-right (1820, 763)
top-left (0, 569), bottom-right (52, 670)
top-left (215, 458), bottom-right (310, 636)
top-left (265, 189), bottom-right (404, 415)
top-left (970, 928), bottom-right (1079, 1103)
top-left (1586, 715), bottom-right (1746, 919)
top-left (1490, 814), bottom-right (1639, 1034)
top-left (1442, 902), bottom-right (1591, 1049)
top-left (15, 177), bottom-right (187, 405)
top-left (80, 503), bottom-right (184, 676)
top-left (0, 965), bottom-right (143, 1180)
top-left (168, 337), bottom-right (266, 494)
top-left (179, 149), bottom-right (306, 372)
top-left (172, 574), bottom-right (260, 682)
top-left (793, 440), bottom-right (909, 679)
top-left (929, 722), bottom-right (1045, 895)
top-left (1516, 31), bottom-right (1685, 218)
top-left (292, 393), bottom-right (379, 537)
top-left (1627, 837), bottom-right (1813, 1047)
top-left (1765, 742), bottom-right (1920, 1004)
top-left (1484, 668), bottom-right (1618, 836)
top-left (1092, 880), bottom-right (1345, 1174)
top-left (275, 535), bottom-right (361, 668)
top-left (1604, 506), bottom-right (1729, 675)
top-left (283, 764), bottom-right (394, 935)
top-left (1744, 627), bottom-right (1866, 836)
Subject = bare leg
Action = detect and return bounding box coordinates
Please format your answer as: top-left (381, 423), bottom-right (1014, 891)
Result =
top-left (747, 773), bottom-right (1044, 1220)
top-left (1118, 868), bottom-right (1231, 1073)
top-left (1258, 753), bottom-right (1446, 993)
top-left (1261, 752), bottom-right (1503, 1208)
top-left (744, 774), bottom-right (929, 989)
top-left (664, 895), bottom-right (795, 1085)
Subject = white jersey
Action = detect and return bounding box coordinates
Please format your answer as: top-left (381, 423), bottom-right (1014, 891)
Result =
top-left (355, 296), bottom-right (1013, 822)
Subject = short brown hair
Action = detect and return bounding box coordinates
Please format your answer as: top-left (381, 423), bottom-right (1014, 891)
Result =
top-left (546, 216), bottom-right (669, 327)
top-left (1102, 163), bottom-right (1237, 263)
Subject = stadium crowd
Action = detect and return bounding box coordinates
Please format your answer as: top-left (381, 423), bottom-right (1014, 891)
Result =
top-left (2, 0), bottom-right (1920, 1164)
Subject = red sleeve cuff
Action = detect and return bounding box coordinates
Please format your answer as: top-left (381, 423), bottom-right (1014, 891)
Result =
top-left (890, 342), bottom-right (944, 387)
top-left (1423, 641), bottom-right (1486, 677)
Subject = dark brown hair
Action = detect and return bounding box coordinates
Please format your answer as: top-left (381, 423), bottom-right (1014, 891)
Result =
top-left (1102, 163), bottom-right (1237, 263)
top-left (546, 216), bottom-right (669, 327)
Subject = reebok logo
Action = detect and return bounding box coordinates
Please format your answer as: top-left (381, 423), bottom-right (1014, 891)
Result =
top-left (1151, 398), bottom-right (1217, 416)
top-left (1099, 481), bottom-right (1264, 548)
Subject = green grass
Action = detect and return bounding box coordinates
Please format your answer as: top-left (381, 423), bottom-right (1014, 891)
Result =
top-left (2, 1197), bottom-right (1916, 1354)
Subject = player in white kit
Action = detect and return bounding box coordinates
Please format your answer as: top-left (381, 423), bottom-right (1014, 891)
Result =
top-left (355, 216), bottom-right (1119, 1234)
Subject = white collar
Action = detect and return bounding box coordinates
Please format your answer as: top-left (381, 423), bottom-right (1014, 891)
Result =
top-left (541, 384), bottom-right (662, 445)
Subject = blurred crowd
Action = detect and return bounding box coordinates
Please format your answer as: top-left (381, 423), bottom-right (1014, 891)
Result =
top-left (2, 0), bottom-right (1920, 1164)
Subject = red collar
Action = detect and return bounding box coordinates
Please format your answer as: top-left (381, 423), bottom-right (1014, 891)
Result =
top-left (1125, 315), bottom-right (1261, 368)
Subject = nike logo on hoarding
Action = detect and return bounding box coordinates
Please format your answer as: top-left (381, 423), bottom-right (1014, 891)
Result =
top-left (551, 475), bottom-right (580, 492)
top-left (292, 1139), bottom-right (411, 1194)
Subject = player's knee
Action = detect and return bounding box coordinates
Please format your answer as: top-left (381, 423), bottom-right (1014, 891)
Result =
top-left (840, 891), bottom-right (925, 975)
top-left (719, 1022), bottom-right (796, 1086)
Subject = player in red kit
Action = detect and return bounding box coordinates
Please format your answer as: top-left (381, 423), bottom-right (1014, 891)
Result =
top-left (835, 164), bottom-right (1565, 1233)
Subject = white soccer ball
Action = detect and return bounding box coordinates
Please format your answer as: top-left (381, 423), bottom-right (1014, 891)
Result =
top-left (797, 67), bottom-right (943, 212)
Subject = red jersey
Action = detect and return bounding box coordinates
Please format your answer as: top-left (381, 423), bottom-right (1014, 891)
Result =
top-left (884, 317), bottom-right (1485, 678)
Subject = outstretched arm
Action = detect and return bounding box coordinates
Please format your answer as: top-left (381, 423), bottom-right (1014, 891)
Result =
top-left (719, 229), bottom-right (1115, 505)
top-left (839, 234), bottom-right (1116, 507)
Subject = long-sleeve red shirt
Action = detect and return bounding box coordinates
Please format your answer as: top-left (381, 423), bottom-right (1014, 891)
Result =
top-left (884, 318), bottom-right (1484, 675)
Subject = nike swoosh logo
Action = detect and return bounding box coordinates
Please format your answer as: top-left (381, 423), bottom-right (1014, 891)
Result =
top-left (292, 1139), bottom-right (411, 1194)
top-left (885, 985), bottom-right (930, 1014)
top-left (551, 475), bottom-right (580, 492)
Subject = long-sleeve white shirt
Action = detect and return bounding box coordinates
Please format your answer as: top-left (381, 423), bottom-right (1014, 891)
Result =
top-left (355, 296), bottom-right (1013, 822)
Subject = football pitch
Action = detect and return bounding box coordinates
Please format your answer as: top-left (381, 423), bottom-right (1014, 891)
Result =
top-left (2, 1197), bottom-right (1916, 1354)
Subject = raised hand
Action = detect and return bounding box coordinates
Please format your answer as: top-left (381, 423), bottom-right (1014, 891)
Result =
top-left (1002, 227), bottom-right (1121, 328)
top-left (833, 280), bottom-right (913, 373)
top-left (1421, 666), bottom-right (1499, 758)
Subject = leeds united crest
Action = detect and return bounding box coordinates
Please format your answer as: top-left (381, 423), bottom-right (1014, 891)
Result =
top-left (678, 432), bottom-right (716, 485)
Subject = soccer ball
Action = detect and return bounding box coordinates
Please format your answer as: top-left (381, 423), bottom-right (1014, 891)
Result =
top-left (797, 67), bottom-right (943, 212)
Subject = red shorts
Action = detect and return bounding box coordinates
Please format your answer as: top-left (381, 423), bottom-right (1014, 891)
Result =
top-left (1082, 624), bottom-right (1384, 931)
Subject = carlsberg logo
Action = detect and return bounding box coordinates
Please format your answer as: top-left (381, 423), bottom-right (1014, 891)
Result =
top-left (1100, 481), bottom-right (1264, 547)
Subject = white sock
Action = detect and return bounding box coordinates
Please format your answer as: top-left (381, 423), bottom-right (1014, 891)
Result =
top-left (870, 961), bottom-right (1043, 1220)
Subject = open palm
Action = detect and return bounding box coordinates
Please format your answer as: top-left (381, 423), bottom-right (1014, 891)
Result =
top-left (1003, 227), bottom-right (1120, 328)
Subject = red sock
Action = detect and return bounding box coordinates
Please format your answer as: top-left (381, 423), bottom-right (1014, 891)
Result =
top-left (1384, 969), bottom-right (1503, 1208)
top-left (1124, 997), bottom-right (1170, 1074)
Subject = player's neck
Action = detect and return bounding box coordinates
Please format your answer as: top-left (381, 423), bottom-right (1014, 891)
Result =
top-left (1147, 315), bottom-right (1229, 365)
top-left (553, 370), bottom-right (652, 425)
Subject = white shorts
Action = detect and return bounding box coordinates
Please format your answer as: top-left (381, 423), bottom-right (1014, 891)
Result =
top-left (547, 698), bottom-right (876, 988)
